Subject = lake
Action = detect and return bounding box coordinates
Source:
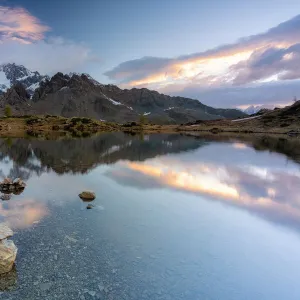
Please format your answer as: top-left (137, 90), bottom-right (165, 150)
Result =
top-left (1, 132), bottom-right (300, 300)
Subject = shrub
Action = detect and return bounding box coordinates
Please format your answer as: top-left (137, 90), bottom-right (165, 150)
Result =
top-left (4, 105), bottom-right (12, 117)
top-left (26, 116), bottom-right (40, 125)
top-left (52, 125), bottom-right (60, 131)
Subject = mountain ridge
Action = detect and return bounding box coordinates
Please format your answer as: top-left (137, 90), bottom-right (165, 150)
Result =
top-left (0, 63), bottom-right (246, 124)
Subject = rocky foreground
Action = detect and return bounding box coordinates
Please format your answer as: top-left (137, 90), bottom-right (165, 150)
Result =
top-left (0, 224), bottom-right (17, 274)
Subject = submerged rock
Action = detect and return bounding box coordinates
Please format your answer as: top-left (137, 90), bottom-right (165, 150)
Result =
top-left (0, 265), bottom-right (17, 291)
top-left (86, 204), bottom-right (94, 209)
top-left (79, 191), bottom-right (95, 201)
top-left (0, 194), bottom-right (11, 201)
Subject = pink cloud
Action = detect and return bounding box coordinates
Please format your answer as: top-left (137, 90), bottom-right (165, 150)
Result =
top-left (0, 6), bottom-right (50, 43)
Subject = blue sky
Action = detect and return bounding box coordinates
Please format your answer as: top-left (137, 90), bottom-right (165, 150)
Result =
top-left (1, 0), bottom-right (300, 108)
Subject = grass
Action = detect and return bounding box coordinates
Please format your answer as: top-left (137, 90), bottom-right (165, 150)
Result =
top-left (0, 111), bottom-right (299, 138)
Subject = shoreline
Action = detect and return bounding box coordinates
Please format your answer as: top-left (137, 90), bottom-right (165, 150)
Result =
top-left (0, 115), bottom-right (299, 138)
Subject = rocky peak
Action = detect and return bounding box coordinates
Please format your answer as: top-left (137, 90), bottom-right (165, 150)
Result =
top-left (2, 83), bottom-right (30, 105)
top-left (32, 72), bottom-right (100, 102)
top-left (0, 63), bottom-right (47, 95)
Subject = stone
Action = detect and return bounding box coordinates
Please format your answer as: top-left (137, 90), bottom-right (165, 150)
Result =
top-left (2, 178), bottom-right (12, 185)
top-left (13, 178), bottom-right (26, 188)
top-left (0, 224), bottom-right (13, 241)
top-left (79, 191), bottom-right (95, 201)
top-left (86, 204), bottom-right (94, 209)
top-left (0, 239), bottom-right (17, 274)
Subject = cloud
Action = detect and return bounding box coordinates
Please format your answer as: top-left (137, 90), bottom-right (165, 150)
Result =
top-left (104, 15), bottom-right (300, 107)
top-left (0, 6), bottom-right (50, 43)
top-left (0, 6), bottom-right (97, 74)
top-left (165, 80), bottom-right (299, 108)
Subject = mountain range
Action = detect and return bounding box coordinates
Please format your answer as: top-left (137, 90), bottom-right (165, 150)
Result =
top-left (0, 63), bottom-right (245, 124)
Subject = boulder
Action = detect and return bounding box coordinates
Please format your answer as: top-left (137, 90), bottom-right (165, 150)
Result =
top-left (0, 178), bottom-right (26, 195)
top-left (2, 178), bottom-right (12, 185)
top-left (0, 239), bottom-right (17, 274)
top-left (0, 224), bottom-right (13, 240)
top-left (13, 178), bottom-right (26, 188)
top-left (79, 191), bottom-right (96, 201)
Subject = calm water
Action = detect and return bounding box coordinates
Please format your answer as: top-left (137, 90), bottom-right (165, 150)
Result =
top-left (1, 133), bottom-right (300, 300)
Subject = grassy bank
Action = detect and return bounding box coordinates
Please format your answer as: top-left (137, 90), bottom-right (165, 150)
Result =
top-left (0, 115), bottom-right (299, 138)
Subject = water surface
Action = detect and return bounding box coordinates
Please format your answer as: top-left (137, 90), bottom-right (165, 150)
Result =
top-left (1, 133), bottom-right (300, 300)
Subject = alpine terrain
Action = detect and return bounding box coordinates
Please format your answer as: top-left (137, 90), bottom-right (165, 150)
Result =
top-left (0, 63), bottom-right (246, 124)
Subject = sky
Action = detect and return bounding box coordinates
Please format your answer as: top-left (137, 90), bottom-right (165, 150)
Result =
top-left (1, 0), bottom-right (300, 108)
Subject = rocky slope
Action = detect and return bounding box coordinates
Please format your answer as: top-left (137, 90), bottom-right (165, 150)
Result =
top-left (0, 64), bottom-right (246, 124)
top-left (0, 63), bottom-right (48, 95)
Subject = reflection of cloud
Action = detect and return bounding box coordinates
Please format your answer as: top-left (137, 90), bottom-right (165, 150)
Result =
top-left (0, 199), bottom-right (48, 229)
top-left (127, 162), bottom-right (239, 199)
top-left (108, 160), bottom-right (300, 233)
top-left (232, 143), bottom-right (248, 150)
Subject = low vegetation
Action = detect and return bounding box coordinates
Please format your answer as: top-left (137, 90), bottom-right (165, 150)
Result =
top-left (0, 100), bottom-right (299, 138)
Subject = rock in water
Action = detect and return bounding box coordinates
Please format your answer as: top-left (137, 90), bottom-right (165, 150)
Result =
top-left (0, 224), bottom-right (13, 240)
top-left (0, 239), bottom-right (17, 274)
top-left (79, 191), bottom-right (95, 201)
top-left (13, 178), bottom-right (26, 188)
top-left (2, 178), bottom-right (12, 185)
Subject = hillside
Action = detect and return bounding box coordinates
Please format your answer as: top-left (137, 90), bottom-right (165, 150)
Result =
top-left (0, 64), bottom-right (246, 124)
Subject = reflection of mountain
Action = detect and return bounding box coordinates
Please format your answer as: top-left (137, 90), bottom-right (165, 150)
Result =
top-left (186, 133), bottom-right (300, 165)
top-left (0, 133), bottom-right (208, 178)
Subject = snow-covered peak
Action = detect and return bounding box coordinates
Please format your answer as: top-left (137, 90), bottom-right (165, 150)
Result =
top-left (243, 105), bottom-right (275, 115)
top-left (0, 63), bottom-right (47, 95)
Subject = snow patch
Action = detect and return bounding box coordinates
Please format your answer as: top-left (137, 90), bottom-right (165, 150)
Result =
top-left (164, 106), bottom-right (175, 111)
top-left (28, 82), bottom-right (40, 91)
top-left (143, 112), bottom-right (151, 116)
top-left (0, 71), bottom-right (10, 89)
top-left (108, 98), bottom-right (122, 105)
top-left (59, 86), bottom-right (69, 92)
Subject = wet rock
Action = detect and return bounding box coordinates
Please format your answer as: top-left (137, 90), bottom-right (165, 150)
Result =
top-left (0, 239), bottom-right (17, 274)
top-left (0, 178), bottom-right (26, 195)
top-left (86, 204), bottom-right (94, 209)
top-left (2, 178), bottom-right (12, 185)
top-left (79, 191), bottom-right (95, 201)
top-left (0, 224), bottom-right (13, 240)
top-left (13, 178), bottom-right (26, 188)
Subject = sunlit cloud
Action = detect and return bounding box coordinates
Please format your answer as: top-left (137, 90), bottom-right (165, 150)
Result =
top-left (105, 15), bottom-right (300, 108)
top-left (0, 5), bottom-right (98, 74)
top-left (0, 6), bottom-right (50, 43)
top-left (105, 15), bottom-right (300, 89)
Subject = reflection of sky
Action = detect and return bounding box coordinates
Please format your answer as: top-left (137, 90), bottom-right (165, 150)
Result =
top-left (1, 137), bottom-right (300, 299)
top-left (106, 142), bottom-right (300, 234)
